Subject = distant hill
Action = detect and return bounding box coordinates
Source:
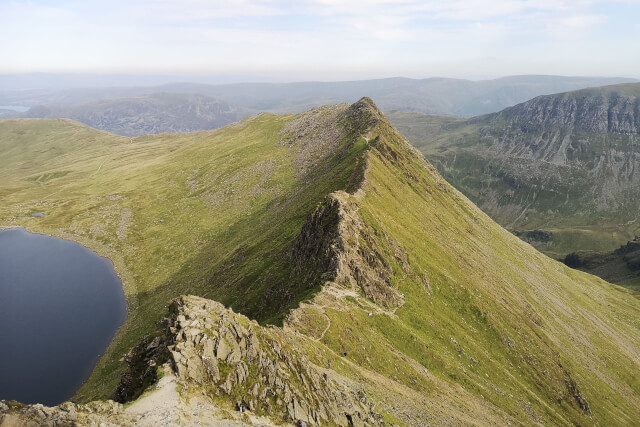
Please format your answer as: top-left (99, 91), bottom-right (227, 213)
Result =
top-left (1, 75), bottom-right (636, 118)
top-left (12, 93), bottom-right (250, 136)
top-left (390, 82), bottom-right (640, 264)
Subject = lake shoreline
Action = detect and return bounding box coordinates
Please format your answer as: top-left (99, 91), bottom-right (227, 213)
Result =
top-left (0, 225), bottom-right (134, 405)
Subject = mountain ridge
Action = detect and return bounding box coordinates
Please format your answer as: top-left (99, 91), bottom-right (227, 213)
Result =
top-left (9, 93), bottom-right (250, 137)
top-left (481, 83), bottom-right (640, 137)
top-left (1, 99), bottom-right (640, 425)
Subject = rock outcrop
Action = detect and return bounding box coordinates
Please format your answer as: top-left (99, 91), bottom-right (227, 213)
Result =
top-left (1, 295), bottom-right (381, 426)
top-left (0, 400), bottom-right (124, 427)
top-left (163, 296), bottom-right (379, 426)
top-left (290, 191), bottom-right (404, 310)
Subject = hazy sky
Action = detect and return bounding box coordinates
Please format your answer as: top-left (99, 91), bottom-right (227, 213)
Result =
top-left (1, 0), bottom-right (639, 80)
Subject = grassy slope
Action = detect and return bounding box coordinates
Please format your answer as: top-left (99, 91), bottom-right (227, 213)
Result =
top-left (2, 105), bottom-right (640, 425)
top-left (0, 109), bottom-right (368, 401)
top-left (291, 107), bottom-right (640, 424)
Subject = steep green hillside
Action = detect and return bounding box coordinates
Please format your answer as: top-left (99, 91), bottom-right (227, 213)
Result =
top-left (389, 83), bottom-right (640, 261)
top-left (1, 101), bottom-right (639, 425)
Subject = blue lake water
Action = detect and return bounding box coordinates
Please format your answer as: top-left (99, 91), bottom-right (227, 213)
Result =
top-left (0, 228), bottom-right (127, 405)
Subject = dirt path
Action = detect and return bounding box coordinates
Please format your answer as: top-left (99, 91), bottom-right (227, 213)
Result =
top-left (122, 367), bottom-right (276, 426)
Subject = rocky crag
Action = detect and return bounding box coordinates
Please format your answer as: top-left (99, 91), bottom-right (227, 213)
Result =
top-left (489, 85), bottom-right (640, 135)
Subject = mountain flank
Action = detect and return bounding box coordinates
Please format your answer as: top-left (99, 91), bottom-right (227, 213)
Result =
top-left (390, 83), bottom-right (640, 267)
top-left (489, 82), bottom-right (640, 134)
top-left (1, 99), bottom-right (640, 425)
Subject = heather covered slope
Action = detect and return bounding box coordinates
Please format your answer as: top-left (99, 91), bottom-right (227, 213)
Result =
top-left (1, 101), bottom-right (640, 425)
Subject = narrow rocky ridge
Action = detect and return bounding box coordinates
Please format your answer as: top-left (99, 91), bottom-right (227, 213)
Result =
top-left (290, 191), bottom-right (405, 310)
top-left (287, 97), bottom-right (405, 310)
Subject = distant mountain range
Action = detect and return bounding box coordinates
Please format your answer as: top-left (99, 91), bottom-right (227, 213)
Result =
top-left (1, 75), bottom-right (636, 128)
top-left (389, 82), bottom-right (640, 287)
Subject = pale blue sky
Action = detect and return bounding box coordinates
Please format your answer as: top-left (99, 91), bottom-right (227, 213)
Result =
top-left (1, 0), bottom-right (639, 80)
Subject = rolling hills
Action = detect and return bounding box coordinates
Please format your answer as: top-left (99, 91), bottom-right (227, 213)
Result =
top-left (1, 100), bottom-right (639, 425)
top-left (1, 75), bottom-right (635, 119)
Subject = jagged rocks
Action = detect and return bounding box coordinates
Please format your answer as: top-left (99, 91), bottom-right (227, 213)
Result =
top-left (290, 191), bottom-right (405, 310)
top-left (114, 331), bottom-right (170, 403)
top-left (565, 380), bottom-right (591, 415)
top-left (289, 194), bottom-right (342, 286)
top-left (137, 296), bottom-right (381, 426)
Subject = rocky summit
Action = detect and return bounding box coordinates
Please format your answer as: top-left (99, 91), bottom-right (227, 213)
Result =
top-left (1, 98), bottom-right (640, 426)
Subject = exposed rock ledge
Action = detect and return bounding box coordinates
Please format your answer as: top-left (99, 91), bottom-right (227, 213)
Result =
top-left (1, 295), bottom-right (381, 426)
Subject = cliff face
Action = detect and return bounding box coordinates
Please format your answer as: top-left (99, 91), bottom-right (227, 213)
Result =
top-left (494, 88), bottom-right (640, 135)
top-left (476, 85), bottom-right (640, 166)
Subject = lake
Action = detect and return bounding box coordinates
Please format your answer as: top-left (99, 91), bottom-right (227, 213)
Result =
top-left (0, 228), bottom-right (127, 406)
